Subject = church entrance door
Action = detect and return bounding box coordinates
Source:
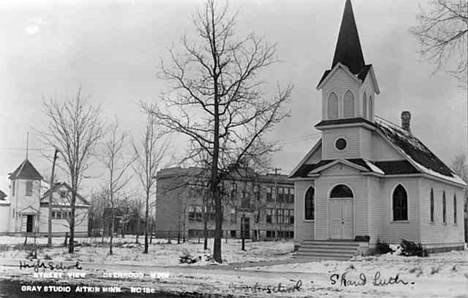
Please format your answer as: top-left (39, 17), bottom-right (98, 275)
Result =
top-left (329, 198), bottom-right (353, 240)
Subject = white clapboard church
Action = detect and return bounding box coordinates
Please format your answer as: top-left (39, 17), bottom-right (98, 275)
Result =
top-left (0, 158), bottom-right (90, 236)
top-left (290, 0), bottom-right (466, 257)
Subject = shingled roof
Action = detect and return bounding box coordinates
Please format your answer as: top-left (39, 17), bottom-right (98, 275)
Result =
top-left (374, 117), bottom-right (464, 185)
top-left (9, 159), bottom-right (43, 180)
top-left (317, 0), bottom-right (372, 87)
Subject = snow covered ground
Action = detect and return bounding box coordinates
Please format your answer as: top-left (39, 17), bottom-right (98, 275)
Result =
top-left (0, 236), bottom-right (294, 266)
top-left (0, 236), bottom-right (467, 297)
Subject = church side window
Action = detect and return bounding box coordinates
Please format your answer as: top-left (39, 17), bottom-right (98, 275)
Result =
top-left (362, 92), bottom-right (367, 119)
top-left (442, 191), bottom-right (446, 224)
top-left (327, 92), bottom-right (339, 120)
top-left (12, 180), bottom-right (15, 196)
top-left (454, 194), bottom-right (457, 224)
top-left (369, 95), bottom-right (374, 119)
top-left (343, 90), bottom-right (355, 118)
top-left (25, 181), bottom-right (33, 196)
top-left (393, 184), bottom-right (408, 221)
top-left (430, 188), bottom-right (434, 222)
top-left (304, 187), bottom-right (315, 220)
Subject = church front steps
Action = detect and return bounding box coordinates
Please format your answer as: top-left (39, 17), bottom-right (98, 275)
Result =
top-left (294, 240), bottom-right (360, 260)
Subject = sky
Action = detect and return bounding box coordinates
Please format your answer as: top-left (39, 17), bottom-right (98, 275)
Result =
top-left (0, 0), bottom-right (466, 197)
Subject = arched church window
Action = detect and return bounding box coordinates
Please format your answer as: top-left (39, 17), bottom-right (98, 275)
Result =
top-left (393, 184), bottom-right (408, 221)
top-left (454, 194), bottom-right (457, 224)
top-left (327, 92), bottom-right (339, 120)
top-left (330, 184), bottom-right (353, 198)
top-left (343, 90), bottom-right (355, 118)
top-left (430, 188), bottom-right (434, 222)
top-left (442, 191), bottom-right (446, 223)
top-left (369, 95), bottom-right (374, 119)
top-left (304, 187), bottom-right (315, 220)
top-left (25, 181), bottom-right (33, 196)
top-left (362, 92), bottom-right (367, 119)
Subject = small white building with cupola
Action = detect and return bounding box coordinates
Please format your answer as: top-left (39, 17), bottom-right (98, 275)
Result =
top-left (0, 158), bottom-right (89, 236)
top-left (290, 0), bottom-right (466, 256)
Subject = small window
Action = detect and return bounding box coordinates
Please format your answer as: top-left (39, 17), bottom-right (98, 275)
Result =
top-left (12, 180), bottom-right (15, 196)
top-left (266, 187), bottom-right (272, 201)
top-left (304, 187), bottom-right (315, 220)
top-left (454, 194), bottom-right (457, 224)
top-left (430, 188), bottom-right (434, 222)
top-left (330, 184), bottom-right (353, 198)
top-left (335, 138), bottom-right (347, 151)
top-left (188, 206), bottom-right (195, 221)
top-left (277, 209), bottom-right (283, 224)
top-left (195, 206), bottom-right (203, 222)
top-left (254, 211), bottom-right (260, 224)
top-left (362, 92), bottom-right (368, 119)
top-left (266, 209), bottom-right (272, 223)
top-left (231, 183), bottom-right (237, 201)
top-left (327, 92), bottom-right (339, 119)
top-left (343, 90), bottom-right (355, 118)
top-left (60, 191), bottom-right (67, 198)
top-left (393, 184), bottom-right (408, 221)
top-left (442, 191), bottom-right (446, 224)
top-left (241, 191), bottom-right (250, 209)
top-left (369, 95), bottom-right (374, 119)
top-left (230, 208), bottom-right (237, 223)
top-left (25, 181), bottom-right (33, 196)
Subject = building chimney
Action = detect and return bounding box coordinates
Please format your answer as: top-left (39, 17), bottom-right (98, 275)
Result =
top-left (401, 111), bottom-right (411, 133)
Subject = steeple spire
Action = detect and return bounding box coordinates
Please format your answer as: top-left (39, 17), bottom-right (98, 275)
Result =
top-left (332, 0), bottom-right (365, 74)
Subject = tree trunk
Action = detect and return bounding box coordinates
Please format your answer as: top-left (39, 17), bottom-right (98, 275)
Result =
top-left (144, 191), bottom-right (149, 253)
top-left (68, 184), bottom-right (76, 253)
top-left (109, 207), bottom-right (114, 255)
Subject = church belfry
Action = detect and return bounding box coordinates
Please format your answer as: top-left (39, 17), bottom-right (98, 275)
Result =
top-left (316, 0), bottom-right (379, 124)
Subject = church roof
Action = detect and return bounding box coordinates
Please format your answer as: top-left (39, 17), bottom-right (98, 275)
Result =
top-left (9, 159), bottom-right (43, 180)
top-left (332, 0), bottom-right (365, 74)
top-left (41, 182), bottom-right (90, 206)
top-left (374, 117), bottom-right (464, 185)
top-left (317, 0), bottom-right (373, 88)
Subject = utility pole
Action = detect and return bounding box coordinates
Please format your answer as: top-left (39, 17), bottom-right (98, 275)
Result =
top-left (48, 148), bottom-right (59, 247)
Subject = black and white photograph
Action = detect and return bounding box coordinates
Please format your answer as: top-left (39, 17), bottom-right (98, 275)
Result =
top-left (0, 0), bottom-right (467, 297)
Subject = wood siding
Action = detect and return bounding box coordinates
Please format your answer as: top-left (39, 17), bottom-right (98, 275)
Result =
top-left (305, 144), bottom-right (322, 164)
top-left (294, 180), bottom-right (315, 246)
top-left (38, 207), bottom-right (88, 235)
top-left (418, 178), bottom-right (464, 248)
top-left (370, 133), bottom-right (401, 161)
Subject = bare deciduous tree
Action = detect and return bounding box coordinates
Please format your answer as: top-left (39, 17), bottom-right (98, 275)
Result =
top-left (143, 0), bottom-right (291, 262)
top-left (39, 88), bottom-right (104, 253)
top-left (102, 121), bottom-right (135, 255)
top-left (133, 114), bottom-right (168, 254)
top-left (410, 0), bottom-right (468, 87)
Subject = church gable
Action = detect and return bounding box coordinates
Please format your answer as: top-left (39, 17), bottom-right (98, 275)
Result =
top-left (319, 161), bottom-right (363, 176)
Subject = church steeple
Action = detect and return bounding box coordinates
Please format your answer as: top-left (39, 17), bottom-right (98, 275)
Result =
top-left (331, 0), bottom-right (365, 75)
